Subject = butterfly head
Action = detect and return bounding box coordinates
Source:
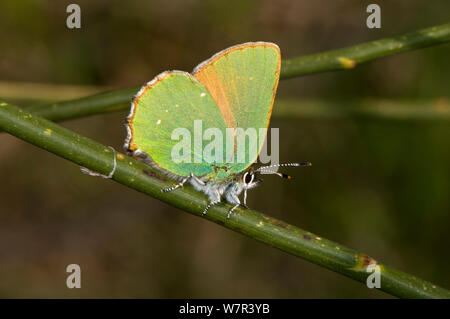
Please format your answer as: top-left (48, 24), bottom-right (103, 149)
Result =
top-left (232, 162), bottom-right (311, 206)
top-left (241, 170), bottom-right (262, 191)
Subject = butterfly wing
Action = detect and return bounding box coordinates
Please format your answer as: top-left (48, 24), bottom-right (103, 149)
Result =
top-left (193, 42), bottom-right (281, 174)
top-left (125, 71), bottom-right (228, 179)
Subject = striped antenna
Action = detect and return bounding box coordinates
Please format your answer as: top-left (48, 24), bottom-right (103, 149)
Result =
top-left (256, 162), bottom-right (311, 178)
top-left (256, 162), bottom-right (311, 172)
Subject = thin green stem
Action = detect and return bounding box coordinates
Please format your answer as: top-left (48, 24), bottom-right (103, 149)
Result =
top-left (281, 23), bottom-right (450, 78)
top-left (1, 100), bottom-right (449, 299)
top-left (25, 86), bottom-right (138, 122)
top-left (0, 81), bottom-right (110, 101)
top-left (24, 96), bottom-right (450, 123)
top-left (16, 23), bottom-right (450, 123)
top-left (274, 98), bottom-right (450, 120)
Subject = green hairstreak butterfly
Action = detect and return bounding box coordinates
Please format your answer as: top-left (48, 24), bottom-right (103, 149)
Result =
top-left (124, 42), bottom-right (310, 218)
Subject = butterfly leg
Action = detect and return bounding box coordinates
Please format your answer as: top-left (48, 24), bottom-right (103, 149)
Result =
top-left (81, 146), bottom-right (117, 179)
top-left (202, 200), bottom-right (220, 215)
top-left (202, 189), bottom-right (221, 216)
top-left (227, 204), bottom-right (240, 219)
top-left (242, 189), bottom-right (249, 208)
top-left (224, 191), bottom-right (247, 219)
top-left (161, 172), bottom-right (203, 193)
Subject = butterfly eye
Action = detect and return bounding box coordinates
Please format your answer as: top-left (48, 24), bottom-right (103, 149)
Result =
top-left (243, 172), bottom-right (254, 185)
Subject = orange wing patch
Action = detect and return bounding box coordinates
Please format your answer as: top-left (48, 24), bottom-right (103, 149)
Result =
top-left (193, 42), bottom-right (280, 129)
top-left (194, 67), bottom-right (236, 128)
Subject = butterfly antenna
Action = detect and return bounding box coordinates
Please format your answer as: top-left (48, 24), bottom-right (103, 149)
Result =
top-left (256, 162), bottom-right (311, 179)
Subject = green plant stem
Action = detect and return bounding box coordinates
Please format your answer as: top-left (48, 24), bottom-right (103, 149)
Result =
top-left (25, 87), bottom-right (138, 122)
top-left (1, 100), bottom-right (449, 299)
top-left (24, 96), bottom-right (450, 123)
top-left (281, 23), bottom-right (450, 78)
top-left (275, 98), bottom-right (450, 120)
top-left (0, 81), bottom-right (110, 101)
top-left (16, 23), bottom-right (450, 123)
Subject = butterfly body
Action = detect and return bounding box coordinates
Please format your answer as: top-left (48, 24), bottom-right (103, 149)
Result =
top-left (134, 147), bottom-right (258, 216)
top-left (124, 42), bottom-right (306, 217)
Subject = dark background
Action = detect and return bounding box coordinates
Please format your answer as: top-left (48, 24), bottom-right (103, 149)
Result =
top-left (0, 0), bottom-right (449, 298)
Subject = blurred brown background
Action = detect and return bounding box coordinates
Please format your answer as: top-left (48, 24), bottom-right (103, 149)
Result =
top-left (0, 0), bottom-right (449, 298)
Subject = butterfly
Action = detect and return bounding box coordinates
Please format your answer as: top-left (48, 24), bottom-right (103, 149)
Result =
top-left (124, 42), bottom-right (310, 218)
